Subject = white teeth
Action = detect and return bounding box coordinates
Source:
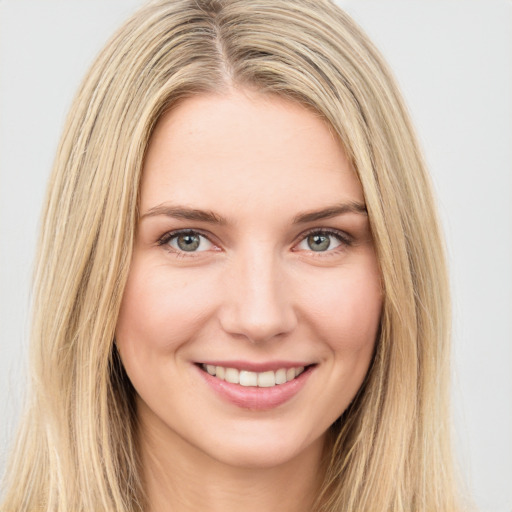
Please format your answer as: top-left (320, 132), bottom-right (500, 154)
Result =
top-left (239, 370), bottom-right (258, 387)
top-left (224, 367), bottom-right (239, 384)
top-left (286, 367), bottom-right (296, 381)
top-left (275, 368), bottom-right (287, 385)
top-left (258, 371), bottom-right (276, 387)
top-left (202, 364), bottom-right (308, 387)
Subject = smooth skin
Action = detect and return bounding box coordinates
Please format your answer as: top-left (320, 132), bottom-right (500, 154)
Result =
top-left (115, 88), bottom-right (382, 512)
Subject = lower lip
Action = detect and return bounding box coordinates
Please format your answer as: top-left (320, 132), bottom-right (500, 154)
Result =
top-left (196, 365), bottom-right (314, 410)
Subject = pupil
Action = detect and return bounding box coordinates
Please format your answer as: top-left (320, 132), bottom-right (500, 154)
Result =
top-left (308, 234), bottom-right (330, 251)
top-left (177, 234), bottom-right (200, 251)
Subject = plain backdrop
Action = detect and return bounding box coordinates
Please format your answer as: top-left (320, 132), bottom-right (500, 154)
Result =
top-left (1, 1), bottom-right (511, 510)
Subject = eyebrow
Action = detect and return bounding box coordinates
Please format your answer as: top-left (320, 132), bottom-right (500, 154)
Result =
top-left (139, 201), bottom-right (367, 225)
top-left (140, 204), bottom-right (227, 224)
top-left (292, 201), bottom-right (367, 224)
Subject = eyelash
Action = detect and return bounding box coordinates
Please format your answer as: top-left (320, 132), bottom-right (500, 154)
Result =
top-left (157, 228), bottom-right (352, 256)
top-left (157, 229), bottom-right (214, 256)
top-left (296, 228), bottom-right (353, 254)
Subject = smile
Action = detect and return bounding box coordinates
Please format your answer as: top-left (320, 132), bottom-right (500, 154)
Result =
top-left (197, 362), bottom-right (315, 410)
top-left (200, 364), bottom-right (305, 388)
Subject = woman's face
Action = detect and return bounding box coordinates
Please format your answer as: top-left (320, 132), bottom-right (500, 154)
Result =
top-left (116, 90), bottom-right (382, 469)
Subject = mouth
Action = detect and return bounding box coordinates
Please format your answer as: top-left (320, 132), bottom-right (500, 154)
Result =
top-left (198, 363), bottom-right (310, 388)
top-left (196, 362), bottom-right (315, 409)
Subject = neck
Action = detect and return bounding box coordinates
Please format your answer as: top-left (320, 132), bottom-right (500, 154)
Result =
top-left (138, 409), bottom-right (328, 512)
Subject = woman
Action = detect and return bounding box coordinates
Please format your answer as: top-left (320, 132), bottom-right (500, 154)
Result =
top-left (1, 0), bottom-right (464, 510)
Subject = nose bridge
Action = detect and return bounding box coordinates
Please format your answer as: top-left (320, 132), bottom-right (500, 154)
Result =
top-left (220, 244), bottom-right (296, 343)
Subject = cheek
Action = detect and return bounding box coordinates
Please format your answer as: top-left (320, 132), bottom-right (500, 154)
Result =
top-left (303, 266), bottom-right (381, 415)
top-left (302, 263), bottom-right (382, 352)
top-left (115, 259), bottom-right (218, 355)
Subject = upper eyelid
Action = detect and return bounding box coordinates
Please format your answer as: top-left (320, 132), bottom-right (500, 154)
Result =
top-left (299, 227), bottom-right (350, 237)
top-left (158, 228), bottom-right (214, 245)
top-left (295, 227), bottom-right (352, 243)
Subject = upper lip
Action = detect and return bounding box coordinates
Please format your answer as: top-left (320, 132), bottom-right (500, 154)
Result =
top-left (196, 360), bottom-right (314, 372)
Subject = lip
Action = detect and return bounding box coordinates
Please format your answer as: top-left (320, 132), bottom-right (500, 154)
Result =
top-left (197, 360), bottom-right (311, 372)
top-left (195, 362), bottom-right (315, 410)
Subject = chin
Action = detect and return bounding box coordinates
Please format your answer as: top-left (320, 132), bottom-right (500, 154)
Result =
top-left (196, 427), bottom-right (326, 471)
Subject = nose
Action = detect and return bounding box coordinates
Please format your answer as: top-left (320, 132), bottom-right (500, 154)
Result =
top-left (218, 250), bottom-right (298, 344)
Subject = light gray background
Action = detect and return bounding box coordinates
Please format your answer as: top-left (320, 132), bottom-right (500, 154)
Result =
top-left (1, 1), bottom-right (511, 510)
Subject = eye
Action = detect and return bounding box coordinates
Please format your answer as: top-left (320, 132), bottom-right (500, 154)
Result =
top-left (161, 230), bottom-right (214, 253)
top-left (295, 230), bottom-right (348, 252)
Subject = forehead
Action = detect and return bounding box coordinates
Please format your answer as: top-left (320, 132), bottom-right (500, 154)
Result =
top-left (140, 90), bottom-right (364, 217)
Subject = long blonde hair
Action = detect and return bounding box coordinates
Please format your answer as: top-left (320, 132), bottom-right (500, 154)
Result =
top-left (1, 0), bottom-right (462, 510)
